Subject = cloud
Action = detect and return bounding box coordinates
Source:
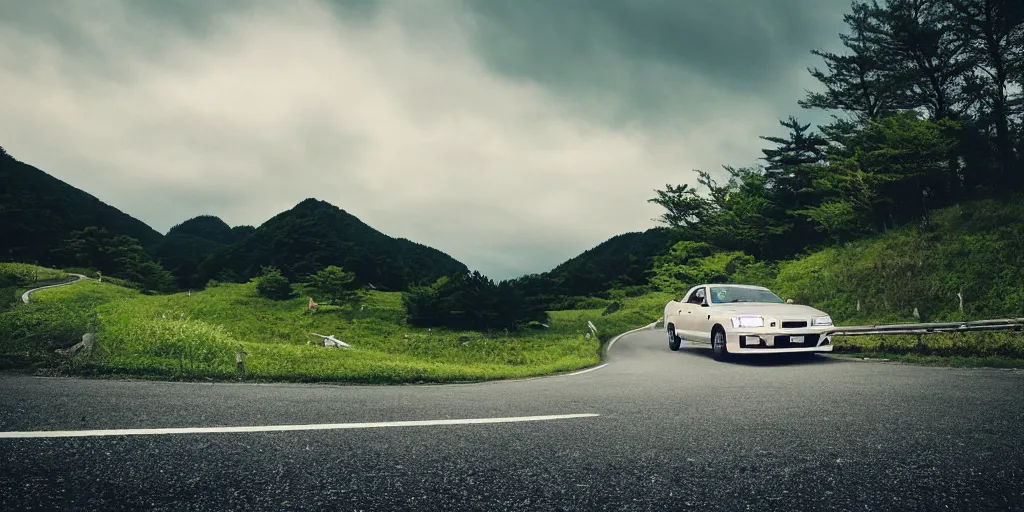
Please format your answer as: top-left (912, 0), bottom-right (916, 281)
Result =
top-left (0, 0), bottom-right (850, 280)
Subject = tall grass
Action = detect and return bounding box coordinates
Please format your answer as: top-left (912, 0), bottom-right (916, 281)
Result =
top-left (0, 263), bottom-right (68, 285)
top-left (0, 279), bottom-right (664, 383)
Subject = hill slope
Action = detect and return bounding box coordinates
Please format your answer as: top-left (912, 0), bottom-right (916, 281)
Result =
top-left (196, 198), bottom-right (468, 290)
top-left (0, 148), bottom-right (163, 265)
top-left (520, 227), bottom-right (682, 300)
top-left (151, 215), bottom-right (254, 289)
top-left (649, 196), bottom-right (1024, 324)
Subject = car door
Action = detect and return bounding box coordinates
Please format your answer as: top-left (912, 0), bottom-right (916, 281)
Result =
top-left (683, 286), bottom-right (711, 344)
top-left (667, 286), bottom-right (696, 333)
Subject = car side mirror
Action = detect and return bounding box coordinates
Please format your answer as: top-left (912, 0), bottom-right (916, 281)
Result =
top-left (786, 299), bottom-right (794, 304)
top-left (700, 300), bottom-right (709, 307)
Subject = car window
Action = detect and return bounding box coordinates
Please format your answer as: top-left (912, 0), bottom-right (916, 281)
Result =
top-left (709, 286), bottom-right (784, 304)
top-left (687, 288), bottom-right (705, 304)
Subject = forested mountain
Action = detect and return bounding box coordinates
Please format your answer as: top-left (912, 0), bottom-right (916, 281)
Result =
top-left (166, 215), bottom-right (249, 245)
top-left (509, 228), bottom-right (682, 301)
top-left (0, 147), bottom-right (163, 266)
top-left (0, 147), bottom-right (469, 292)
top-left (194, 198), bottom-right (469, 290)
top-left (151, 216), bottom-right (254, 289)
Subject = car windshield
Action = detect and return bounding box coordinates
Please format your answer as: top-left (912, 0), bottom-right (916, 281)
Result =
top-left (709, 286), bottom-right (784, 304)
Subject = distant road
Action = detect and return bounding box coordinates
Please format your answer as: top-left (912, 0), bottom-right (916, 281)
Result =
top-left (1, 328), bottom-right (1022, 510)
top-left (20, 273), bottom-right (87, 303)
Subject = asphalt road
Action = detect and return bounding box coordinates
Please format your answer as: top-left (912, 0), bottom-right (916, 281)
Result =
top-left (1, 329), bottom-right (1023, 511)
top-left (20, 273), bottom-right (87, 304)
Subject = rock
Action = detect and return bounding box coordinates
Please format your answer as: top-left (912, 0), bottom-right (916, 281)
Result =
top-left (56, 333), bottom-right (97, 358)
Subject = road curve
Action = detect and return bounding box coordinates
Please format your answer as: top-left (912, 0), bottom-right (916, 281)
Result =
top-left (20, 273), bottom-right (88, 303)
top-left (1, 329), bottom-right (1022, 511)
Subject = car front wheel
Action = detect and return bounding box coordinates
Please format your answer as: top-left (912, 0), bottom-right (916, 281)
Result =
top-left (668, 326), bottom-right (681, 351)
top-left (711, 327), bottom-right (729, 361)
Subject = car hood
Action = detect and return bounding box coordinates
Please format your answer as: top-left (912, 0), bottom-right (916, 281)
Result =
top-left (713, 303), bottom-right (828, 318)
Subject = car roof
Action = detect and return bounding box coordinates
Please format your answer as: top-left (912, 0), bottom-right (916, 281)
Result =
top-left (698, 284), bottom-right (770, 290)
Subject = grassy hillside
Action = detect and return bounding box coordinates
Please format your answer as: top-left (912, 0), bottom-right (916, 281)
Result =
top-left (648, 196), bottom-right (1024, 362)
top-left (768, 197), bottom-right (1024, 324)
top-left (0, 278), bottom-right (665, 383)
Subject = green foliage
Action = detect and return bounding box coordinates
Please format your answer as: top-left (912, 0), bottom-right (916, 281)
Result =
top-left (307, 265), bottom-right (363, 309)
top-left (0, 152), bottom-right (163, 267)
top-left (195, 198), bottom-right (468, 291)
top-left (52, 227), bottom-right (175, 293)
top-left (648, 241), bottom-right (766, 296)
top-left (0, 263), bottom-right (68, 287)
top-left (646, 196), bottom-right (1024, 337)
top-left (0, 287), bottom-right (17, 313)
top-left (498, 227), bottom-right (681, 306)
top-left (403, 271), bottom-right (548, 331)
top-left (152, 215), bottom-right (252, 289)
top-left (254, 266), bottom-right (294, 300)
top-left (0, 280), bottom-right (139, 367)
top-left (0, 280), bottom-right (662, 383)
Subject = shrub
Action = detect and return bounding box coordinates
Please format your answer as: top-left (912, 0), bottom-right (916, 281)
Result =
top-left (307, 265), bottom-right (363, 309)
top-left (254, 266), bottom-right (294, 300)
top-left (0, 287), bottom-right (18, 313)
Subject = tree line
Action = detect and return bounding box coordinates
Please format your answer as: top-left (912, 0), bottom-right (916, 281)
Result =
top-left (649, 0), bottom-right (1023, 264)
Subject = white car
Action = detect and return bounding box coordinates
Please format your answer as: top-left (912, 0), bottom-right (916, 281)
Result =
top-left (663, 284), bottom-right (835, 360)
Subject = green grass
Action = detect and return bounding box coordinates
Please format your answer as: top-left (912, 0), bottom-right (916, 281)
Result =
top-left (828, 352), bottom-right (1024, 369)
top-left (0, 280), bottom-right (664, 383)
top-left (645, 196), bottom-right (1024, 364)
top-left (830, 331), bottom-right (1024, 359)
top-left (0, 263), bottom-right (68, 285)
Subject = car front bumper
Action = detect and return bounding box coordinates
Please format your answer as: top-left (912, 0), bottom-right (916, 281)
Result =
top-left (726, 329), bottom-right (834, 354)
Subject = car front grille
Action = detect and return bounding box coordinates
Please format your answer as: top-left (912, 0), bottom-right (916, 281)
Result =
top-left (781, 321), bottom-right (808, 328)
top-left (740, 334), bottom-right (822, 348)
top-left (773, 334), bottom-right (820, 347)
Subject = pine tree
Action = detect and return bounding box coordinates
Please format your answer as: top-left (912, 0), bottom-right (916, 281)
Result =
top-left (948, 0), bottom-right (1024, 187)
top-left (759, 116), bottom-right (830, 192)
top-left (800, 2), bottom-right (914, 123)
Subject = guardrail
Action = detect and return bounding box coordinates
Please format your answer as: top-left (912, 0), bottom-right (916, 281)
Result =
top-left (828, 317), bottom-right (1024, 337)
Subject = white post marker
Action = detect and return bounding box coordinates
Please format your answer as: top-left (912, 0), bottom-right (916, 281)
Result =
top-left (0, 413), bottom-right (600, 439)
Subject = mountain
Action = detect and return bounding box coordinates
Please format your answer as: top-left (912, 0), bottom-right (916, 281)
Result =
top-left (165, 215), bottom-right (246, 244)
top-left (195, 198), bottom-right (469, 290)
top-left (516, 227), bottom-right (683, 300)
top-left (0, 147), bottom-right (163, 266)
top-left (152, 215), bottom-right (255, 288)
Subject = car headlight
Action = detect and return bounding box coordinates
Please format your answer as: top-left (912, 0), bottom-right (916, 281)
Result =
top-left (812, 316), bottom-right (833, 326)
top-left (731, 316), bottom-right (764, 328)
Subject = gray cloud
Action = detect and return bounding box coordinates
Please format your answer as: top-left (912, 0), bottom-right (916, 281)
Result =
top-left (0, 0), bottom-right (850, 280)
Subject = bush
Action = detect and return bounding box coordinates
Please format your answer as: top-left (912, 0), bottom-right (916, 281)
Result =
top-left (307, 265), bottom-right (363, 309)
top-left (601, 301), bottom-right (622, 316)
top-left (402, 271), bottom-right (548, 331)
top-left (0, 263), bottom-right (68, 287)
top-left (0, 287), bottom-right (18, 313)
top-left (254, 266), bottom-right (294, 300)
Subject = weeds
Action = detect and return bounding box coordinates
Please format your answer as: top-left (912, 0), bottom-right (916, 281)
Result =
top-left (0, 280), bottom-right (663, 383)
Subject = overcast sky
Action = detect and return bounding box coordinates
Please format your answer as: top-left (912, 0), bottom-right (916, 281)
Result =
top-left (0, 0), bottom-right (850, 280)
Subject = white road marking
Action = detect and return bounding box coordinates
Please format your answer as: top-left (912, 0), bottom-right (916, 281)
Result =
top-left (0, 413), bottom-right (600, 439)
top-left (20, 274), bottom-right (87, 303)
top-left (606, 322), bottom-right (656, 354)
top-left (561, 322), bottom-right (657, 377)
top-left (564, 363), bottom-right (608, 376)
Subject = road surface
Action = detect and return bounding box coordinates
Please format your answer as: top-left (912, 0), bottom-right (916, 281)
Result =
top-left (20, 273), bottom-right (87, 303)
top-left (1, 329), bottom-right (1022, 511)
